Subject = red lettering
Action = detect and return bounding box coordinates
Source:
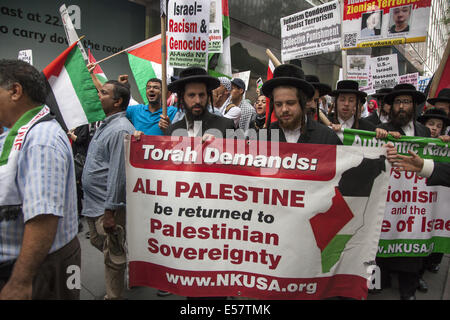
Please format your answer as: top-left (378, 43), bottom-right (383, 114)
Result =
top-left (150, 218), bottom-right (162, 233)
top-left (175, 181), bottom-right (190, 197)
top-left (290, 190), bottom-right (305, 207)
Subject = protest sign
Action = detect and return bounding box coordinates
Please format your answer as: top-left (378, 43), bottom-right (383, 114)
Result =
top-left (347, 55), bottom-right (371, 87)
top-left (343, 129), bottom-right (450, 258)
top-left (418, 76), bottom-right (432, 93)
top-left (167, 0), bottom-right (210, 68)
top-left (208, 0), bottom-right (223, 53)
top-left (398, 72), bottom-right (419, 89)
top-left (342, 0), bottom-right (431, 49)
top-left (232, 70), bottom-right (251, 90)
top-left (369, 54), bottom-right (399, 90)
top-left (17, 49), bottom-right (32, 65)
top-left (126, 136), bottom-right (390, 299)
top-left (281, 0), bottom-right (341, 61)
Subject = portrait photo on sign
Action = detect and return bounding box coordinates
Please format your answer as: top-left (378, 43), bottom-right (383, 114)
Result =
top-left (210, 1), bottom-right (217, 23)
top-left (360, 10), bottom-right (382, 38)
top-left (388, 5), bottom-right (412, 34)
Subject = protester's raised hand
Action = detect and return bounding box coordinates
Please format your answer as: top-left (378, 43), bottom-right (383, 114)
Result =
top-left (118, 75), bottom-right (129, 84)
top-left (394, 150), bottom-right (424, 172)
top-left (439, 135), bottom-right (450, 143)
top-left (158, 114), bottom-right (171, 130)
top-left (86, 62), bottom-right (96, 73)
top-left (389, 131), bottom-right (402, 139)
top-left (375, 128), bottom-right (388, 139)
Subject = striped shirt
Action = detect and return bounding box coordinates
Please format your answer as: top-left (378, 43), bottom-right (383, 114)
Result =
top-left (81, 112), bottom-right (135, 218)
top-left (0, 119), bottom-right (78, 263)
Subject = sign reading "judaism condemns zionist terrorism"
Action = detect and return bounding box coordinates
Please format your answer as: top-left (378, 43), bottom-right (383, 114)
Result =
top-left (281, 0), bottom-right (341, 61)
top-left (167, 0), bottom-right (210, 68)
top-left (343, 129), bottom-right (450, 258)
top-left (125, 136), bottom-right (391, 300)
top-left (341, 0), bottom-right (431, 49)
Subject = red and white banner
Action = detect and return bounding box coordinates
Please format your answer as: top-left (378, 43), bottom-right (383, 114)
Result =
top-left (125, 136), bottom-right (390, 299)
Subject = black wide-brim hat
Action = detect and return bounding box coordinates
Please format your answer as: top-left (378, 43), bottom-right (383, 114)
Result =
top-left (305, 75), bottom-right (332, 97)
top-left (168, 67), bottom-right (220, 93)
top-left (427, 88), bottom-right (450, 105)
top-left (261, 64), bottom-right (315, 99)
top-left (384, 83), bottom-right (426, 105)
top-left (417, 108), bottom-right (450, 126)
top-left (372, 87), bottom-right (393, 99)
top-left (330, 80), bottom-right (367, 100)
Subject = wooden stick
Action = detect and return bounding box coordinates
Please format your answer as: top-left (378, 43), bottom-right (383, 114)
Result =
top-left (318, 109), bottom-right (332, 126)
top-left (93, 48), bottom-right (127, 66)
top-left (161, 14), bottom-right (168, 117)
top-left (266, 49), bottom-right (281, 67)
top-left (428, 38), bottom-right (449, 99)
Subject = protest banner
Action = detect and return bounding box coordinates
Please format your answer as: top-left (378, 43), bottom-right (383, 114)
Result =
top-left (17, 49), bottom-right (32, 65)
top-left (208, 0), bottom-right (223, 53)
top-left (280, 0), bottom-right (341, 61)
top-left (341, 0), bottom-right (431, 49)
top-left (343, 129), bottom-right (450, 258)
top-left (126, 135), bottom-right (390, 299)
top-left (167, 0), bottom-right (210, 68)
top-left (398, 72), bottom-right (419, 89)
top-left (347, 55), bottom-right (371, 88)
top-left (369, 53), bottom-right (399, 90)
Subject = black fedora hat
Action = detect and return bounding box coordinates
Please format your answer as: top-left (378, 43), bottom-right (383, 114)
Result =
top-left (427, 88), bottom-right (450, 105)
top-left (261, 64), bottom-right (315, 99)
top-left (417, 108), bottom-right (450, 127)
top-left (330, 80), bottom-right (367, 100)
top-left (384, 83), bottom-right (426, 105)
top-left (168, 67), bottom-right (220, 93)
top-left (305, 75), bottom-right (332, 97)
top-left (372, 87), bottom-right (393, 99)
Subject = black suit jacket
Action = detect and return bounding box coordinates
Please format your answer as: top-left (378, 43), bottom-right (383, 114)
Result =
top-left (377, 121), bottom-right (431, 138)
top-left (166, 110), bottom-right (235, 138)
top-left (266, 119), bottom-right (342, 145)
top-left (329, 116), bottom-right (376, 132)
top-left (364, 111), bottom-right (381, 126)
top-left (428, 162), bottom-right (450, 188)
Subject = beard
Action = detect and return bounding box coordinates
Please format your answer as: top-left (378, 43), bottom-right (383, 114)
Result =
top-left (278, 111), bottom-right (303, 131)
top-left (185, 103), bottom-right (207, 122)
top-left (391, 107), bottom-right (414, 128)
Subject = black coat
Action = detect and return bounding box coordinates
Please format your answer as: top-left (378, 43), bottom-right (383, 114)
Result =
top-left (428, 162), bottom-right (450, 188)
top-left (364, 111), bottom-right (382, 126)
top-left (377, 121), bottom-right (431, 138)
top-left (266, 119), bottom-right (342, 145)
top-left (329, 115), bottom-right (376, 132)
top-left (166, 110), bottom-right (235, 138)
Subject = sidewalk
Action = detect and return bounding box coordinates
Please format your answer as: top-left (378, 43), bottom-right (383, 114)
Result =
top-left (78, 219), bottom-right (450, 300)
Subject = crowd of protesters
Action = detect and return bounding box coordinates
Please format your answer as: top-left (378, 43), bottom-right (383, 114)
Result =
top-left (0, 57), bottom-right (448, 300)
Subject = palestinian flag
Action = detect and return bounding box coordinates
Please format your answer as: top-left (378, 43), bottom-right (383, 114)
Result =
top-left (265, 60), bottom-right (277, 123)
top-left (126, 34), bottom-right (171, 104)
top-left (208, 0), bottom-right (232, 78)
top-left (43, 41), bottom-right (105, 131)
top-left (88, 48), bottom-right (108, 84)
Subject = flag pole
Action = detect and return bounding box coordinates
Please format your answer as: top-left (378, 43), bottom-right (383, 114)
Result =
top-left (161, 1), bottom-right (168, 117)
top-left (428, 38), bottom-right (449, 99)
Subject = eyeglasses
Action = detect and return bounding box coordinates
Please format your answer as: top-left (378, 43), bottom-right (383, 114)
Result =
top-left (393, 99), bottom-right (413, 106)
